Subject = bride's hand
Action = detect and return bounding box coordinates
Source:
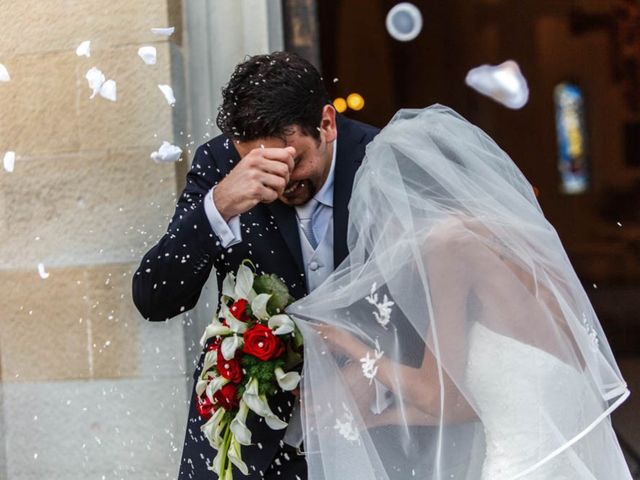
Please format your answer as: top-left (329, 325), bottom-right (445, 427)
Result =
top-left (314, 324), bottom-right (369, 359)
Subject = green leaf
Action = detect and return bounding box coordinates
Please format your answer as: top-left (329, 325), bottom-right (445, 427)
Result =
top-left (253, 274), bottom-right (295, 314)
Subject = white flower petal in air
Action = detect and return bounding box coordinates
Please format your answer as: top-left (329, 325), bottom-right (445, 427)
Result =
top-left (99, 79), bottom-right (117, 102)
top-left (221, 334), bottom-right (244, 360)
top-left (465, 60), bottom-right (529, 110)
top-left (37, 263), bottom-right (50, 279)
top-left (0, 63), bottom-right (10, 82)
top-left (251, 293), bottom-right (272, 320)
top-left (150, 141), bottom-right (182, 163)
top-left (158, 84), bottom-right (176, 105)
top-left (85, 67), bottom-right (105, 98)
top-left (274, 367), bottom-right (301, 391)
top-left (268, 314), bottom-right (295, 335)
top-left (3, 151), bottom-right (15, 172)
top-left (151, 27), bottom-right (175, 37)
top-left (76, 40), bottom-right (91, 57)
top-left (137, 46), bottom-right (157, 65)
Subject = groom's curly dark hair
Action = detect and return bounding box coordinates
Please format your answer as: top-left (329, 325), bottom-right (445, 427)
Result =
top-left (216, 51), bottom-right (330, 143)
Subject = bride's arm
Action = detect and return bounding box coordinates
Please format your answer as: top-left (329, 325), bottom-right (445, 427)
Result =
top-left (319, 229), bottom-right (478, 423)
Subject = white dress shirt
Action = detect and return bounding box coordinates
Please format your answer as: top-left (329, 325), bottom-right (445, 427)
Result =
top-left (204, 141), bottom-right (337, 252)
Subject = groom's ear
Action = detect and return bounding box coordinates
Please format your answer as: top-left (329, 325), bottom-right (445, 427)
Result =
top-left (319, 104), bottom-right (337, 144)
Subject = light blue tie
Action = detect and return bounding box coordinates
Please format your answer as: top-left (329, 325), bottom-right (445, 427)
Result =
top-left (297, 198), bottom-right (319, 249)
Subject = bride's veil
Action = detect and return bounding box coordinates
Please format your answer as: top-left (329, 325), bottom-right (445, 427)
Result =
top-left (287, 105), bottom-right (631, 479)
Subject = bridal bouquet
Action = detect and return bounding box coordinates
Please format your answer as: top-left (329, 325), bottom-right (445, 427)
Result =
top-left (196, 261), bottom-right (303, 478)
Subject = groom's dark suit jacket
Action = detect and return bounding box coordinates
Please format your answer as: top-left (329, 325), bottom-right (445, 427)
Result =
top-left (132, 115), bottom-right (379, 479)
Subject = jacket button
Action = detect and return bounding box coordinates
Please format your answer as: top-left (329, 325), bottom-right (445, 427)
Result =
top-left (309, 261), bottom-right (319, 271)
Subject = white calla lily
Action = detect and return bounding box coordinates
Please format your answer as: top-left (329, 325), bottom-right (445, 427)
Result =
top-left (230, 400), bottom-right (252, 446)
top-left (242, 378), bottom-right (288, 430)
top-left (234, 264), bottom-right (254, 299)
top-left (195, 378), bottom-right (208, 398)
top-left (206, 376), bottom-right (230, 402)
top-left (221, 272), bottom-right (236, 301)
top-left (275, 367), bottom-right (301, 391)
top-left (268, 314), bottom-right (295, 335)
top-left (222, 304), bottom-right (248, 334)
top-left (221, 335), bottom-right (244, 361)
top-left (199, 320), bottom-right (231, 346)
top-left (202, 350), bottom-right (218, 373)
top-left (228, 434), bottom-right (249, 475)
top-left (201, 407), bottom-right (227, 449)
top-left (251, 293), bottom-right (272, 320)
top-left (212, 445), bottom-right (226, 475)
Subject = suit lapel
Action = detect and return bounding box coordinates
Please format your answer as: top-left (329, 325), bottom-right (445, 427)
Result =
top-left (266, 201), bottom-right (305, 275)
top-left (333, 116), bottom-right (366, 268)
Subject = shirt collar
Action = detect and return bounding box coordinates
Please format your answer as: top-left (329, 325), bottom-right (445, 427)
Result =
top-left (313, 139), bottom-right (337, 208)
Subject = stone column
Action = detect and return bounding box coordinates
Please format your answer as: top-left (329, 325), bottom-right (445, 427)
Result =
top-left (180, 0), bottom-right (284, 395)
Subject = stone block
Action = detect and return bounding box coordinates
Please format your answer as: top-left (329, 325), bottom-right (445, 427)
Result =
top-left (0, 0), bottom-right (174, 57)
top-left (0, 148), bottom-right (177, 269)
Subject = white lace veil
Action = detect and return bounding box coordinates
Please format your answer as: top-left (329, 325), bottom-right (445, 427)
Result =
top-left (287, 105), bottom-right (631, 479)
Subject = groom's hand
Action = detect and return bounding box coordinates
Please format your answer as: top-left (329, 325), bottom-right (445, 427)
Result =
top-left (214, 146), bottom-right (296, 221)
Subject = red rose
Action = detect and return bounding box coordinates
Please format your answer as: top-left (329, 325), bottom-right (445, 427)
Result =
top-left (216, 355), bottom-right (243, 383)
top-left (243, 323), bottom-right (285, 361)
top-left (213, 383), bottom-right (239, 410)
top-left (196, 395), bottom-right (214, 420)
top-left (207, 337), bottom-right (222, 352)
top-left (230, 299), bottom-right (250, 322)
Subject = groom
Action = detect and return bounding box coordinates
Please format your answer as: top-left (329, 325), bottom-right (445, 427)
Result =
top-left (132, 51), bottom-right (379, 479)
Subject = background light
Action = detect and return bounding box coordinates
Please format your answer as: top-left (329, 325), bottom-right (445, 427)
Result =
top-left (346, 93), bottom-right (365, 111)
top-left (386, 3), bottom-right (423, 42)
top-left (333, 97), bottom-right (347, 113)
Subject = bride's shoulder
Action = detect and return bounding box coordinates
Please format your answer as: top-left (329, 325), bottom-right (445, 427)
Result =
top-left (425, 216), bottom-right (489, 259)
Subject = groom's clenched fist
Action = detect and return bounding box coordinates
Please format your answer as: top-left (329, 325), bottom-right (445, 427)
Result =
top-left (213, 146), bottom-right (296, 221)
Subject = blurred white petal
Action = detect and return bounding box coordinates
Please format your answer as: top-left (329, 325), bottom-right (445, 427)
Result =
top-left (137, 46), bottom-right (157, 65)
top-left (465, 60), bottom-right (529, 109)
top-left (268, 314), bottom-right (295, 335)
top-left (275, 367), bottom-right (301, 391)
top-left (76, 41), bottom-right (91, 57)
top-left (150, 141), bottom-right (182, 163)
top-left (0, 63), bottom-right (10, 82)
top-left (99, 79), bottom-right (117, 102)
top-left (37, 263), bottom-right (50, 279)
top-left (151, 27), bottom-right (175, 37)
top-left (85, 67), bottom-right (105, 98)
top-left (3, 151), bottom-right (15, 172)
top-left (158, 84), bottom-right (176, 105)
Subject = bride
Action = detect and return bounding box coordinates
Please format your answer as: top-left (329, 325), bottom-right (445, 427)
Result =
top-left (286, 105), bottom-right (632, 479)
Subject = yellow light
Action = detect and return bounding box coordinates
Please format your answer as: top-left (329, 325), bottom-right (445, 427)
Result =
top-left (347, 93), bottom-right (365, 111)
top-left (333, 97), bottom-right (347, 113)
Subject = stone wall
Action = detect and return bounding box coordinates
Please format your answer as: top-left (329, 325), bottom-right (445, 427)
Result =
top-left (0, 1), bottom-right (188, 478)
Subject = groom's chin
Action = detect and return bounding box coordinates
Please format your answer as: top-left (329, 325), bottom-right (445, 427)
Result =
top-left (280, 184), bottom-right (314, 206)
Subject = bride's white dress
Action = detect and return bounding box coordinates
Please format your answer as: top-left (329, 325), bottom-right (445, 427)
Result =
top-left (466, 322), bottom-right (603, 480)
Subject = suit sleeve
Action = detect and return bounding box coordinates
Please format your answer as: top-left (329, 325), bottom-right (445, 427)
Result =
top-left (132, 145), bottom-right (224, 321)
